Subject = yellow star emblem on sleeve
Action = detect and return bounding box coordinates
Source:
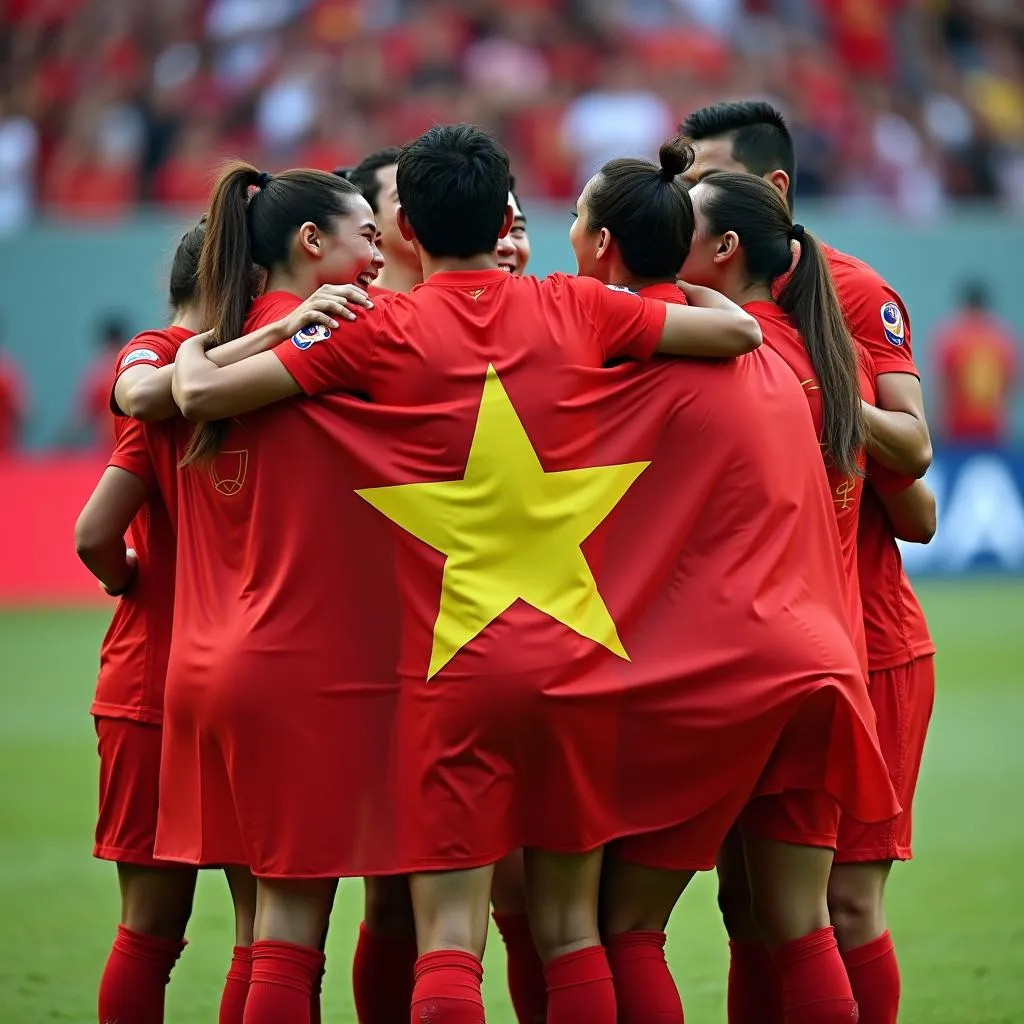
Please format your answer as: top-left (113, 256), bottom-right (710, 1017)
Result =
top-left (355, 365), bottom-right (650, 679)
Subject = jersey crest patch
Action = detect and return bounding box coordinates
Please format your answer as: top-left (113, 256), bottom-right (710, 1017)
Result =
top-left (120, 348), bottom-right (160, 369)
top-left (291, 323), bottom-right (332, 350)
top-left (880, 301), bottom-right (905, 347)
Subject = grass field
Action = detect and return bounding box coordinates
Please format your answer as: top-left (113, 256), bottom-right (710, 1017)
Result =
top-left (1, 579), bottom-right (1022, 1023)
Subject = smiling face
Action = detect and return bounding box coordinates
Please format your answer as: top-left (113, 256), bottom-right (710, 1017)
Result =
top-left (316, 193), bottom-right (384, 288)
top-left (496, 192), bottom-right (531, 275)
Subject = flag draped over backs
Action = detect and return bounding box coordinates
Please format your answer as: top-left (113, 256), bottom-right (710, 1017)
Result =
top-left (305, 346), bottom-right (899, 871)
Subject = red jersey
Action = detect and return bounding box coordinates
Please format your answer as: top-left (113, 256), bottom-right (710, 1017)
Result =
top-left (825, 245), bottom-right (934, 670)
top-left (0, 354), bottom-right (26, 455)
top-left (934, 310), bottom-right (1018, 444)
top-left (91, 327), bottom-right (193, 723)
top-left (269, 272), bottom-right (894, 865)
top-left (744, 299), bottom-right (871, 670)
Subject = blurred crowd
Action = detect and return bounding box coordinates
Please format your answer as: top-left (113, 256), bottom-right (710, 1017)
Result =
top-left (1, 0), bottom-right (1024, 232)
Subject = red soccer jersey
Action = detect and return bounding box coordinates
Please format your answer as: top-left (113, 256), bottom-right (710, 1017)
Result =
top-left (825, 245), bottom-right (934, 670)
top-left (91, 327), bottom-right (193, 723)
top-left (935, 310), bottom-right (1018, 444)
top-left (743, 299), bottom-right (871, 670)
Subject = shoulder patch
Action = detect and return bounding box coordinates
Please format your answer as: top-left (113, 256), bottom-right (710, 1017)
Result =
top-left (880, 301), bottom-right (905, 347)
top-left (606, 284), bottom-right (636, 295)
top-left (120, 348), bottom-right (161, 370)
top-left (291, 323), bottom-right (332, 350)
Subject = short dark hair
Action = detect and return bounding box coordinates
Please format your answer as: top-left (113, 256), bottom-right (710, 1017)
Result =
top-left (681, 101), bottom-right (796, 207)
top-left (397, 124), bottom-right (510, 258)
top-left (586, 141), bottom-right (694, 280)
top-left (336, 147), bottom-right (402, 213)
top-left (169, 216), bottom-right (206, 310)
top-left (960, 279), bottom-right (989, 310)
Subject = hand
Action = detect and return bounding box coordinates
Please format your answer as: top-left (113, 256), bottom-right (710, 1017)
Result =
top-left (101, 547), bottom-right (138, 597)
top-left (675, 280), bottom-right (728, 307)
top-left (285, 284), bottom-right (376, 334)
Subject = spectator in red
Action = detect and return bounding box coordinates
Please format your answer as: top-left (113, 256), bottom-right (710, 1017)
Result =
top-left (934, 280), bottom-right (1019, 446)
top-left (0, 327), bottom-right (27, 456)
top-left (64, 317), bottom-right (130, 453)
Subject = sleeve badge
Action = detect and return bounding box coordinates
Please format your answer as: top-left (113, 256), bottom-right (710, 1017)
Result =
top-left (880, 301), bottom-right (905, 347)
top-left (120, 348), bottom-right (160, 369)
top-left (291, 323), bottom-right (332, 350)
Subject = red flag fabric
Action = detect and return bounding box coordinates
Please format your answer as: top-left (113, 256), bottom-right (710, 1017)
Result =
top-left (157, 274), bottom-right (898, 879)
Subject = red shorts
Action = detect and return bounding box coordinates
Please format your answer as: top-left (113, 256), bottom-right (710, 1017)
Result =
top-left (835, 655), bottom-right (934, 863)
top-left (614, 695), bottom-right (844, 872)
top-left (94, 716), bottom-right (164, 868)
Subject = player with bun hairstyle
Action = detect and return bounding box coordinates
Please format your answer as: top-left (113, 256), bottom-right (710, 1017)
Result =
top-left (679, 101), bottom-right (937, 1024)
top-left (570, 143), bottom-right (901, 1024)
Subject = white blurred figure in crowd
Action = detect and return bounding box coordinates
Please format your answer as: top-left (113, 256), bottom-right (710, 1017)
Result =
top-left (561, 52), bottom-right (674, 190)
top-left (0, 98), bottom-right (38, 236)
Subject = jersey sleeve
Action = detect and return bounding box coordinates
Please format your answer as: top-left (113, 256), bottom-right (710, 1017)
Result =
top-left (110, 332), bottom-right (180, 415)
top-left (273, 315), bottom-right (380, 396)
top-left (838, 271), bottom-right (918, 379)
top-left (568, 276), bottom-right (667, 362)
top-left (107, 416), bottom-right (156, 490)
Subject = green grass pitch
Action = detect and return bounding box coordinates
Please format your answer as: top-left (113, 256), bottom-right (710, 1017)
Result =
top-left (1, 579), bottom-right (1022, 1022)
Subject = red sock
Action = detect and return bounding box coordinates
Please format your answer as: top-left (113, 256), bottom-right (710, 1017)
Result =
top-left (219, 946), bottom-right (252, 1024)
top-left (606, 931), bottom-right (683, 1023)
top-left (97, 924), bottom-right (185, 1024)
top-left (353, 922), bottom-right (418, 1023)
top-left (841, 932), bottom-right (899, 1024)
top-left (310, 959), bottom-right (325, 1024)
top-left (727, 940), bottom-right (783, 1024)
top-left (492, 912), bottom-right (547, 1024)
top-left (410, 949), bottom-right (484, 1023)
top-left (545, 946), bottom-right (617, 1024)
top-left (242, 940), bottom-right (325, 1024)
top-left (772, 927), bottom-right (858, 1024)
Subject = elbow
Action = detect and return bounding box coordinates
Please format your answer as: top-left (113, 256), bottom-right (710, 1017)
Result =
top-left (123, 386), bottom-right (161, 423)
top-left (916, 505), bottom-right (938, 544)
top-left (74, 514), bottom-right (104, 565)
top-left (172, 378), bottom-right (214, 422)
top-left (910, 440), bottom-right (933, 479)
top-left (736, 312), bottom-right (762, 353)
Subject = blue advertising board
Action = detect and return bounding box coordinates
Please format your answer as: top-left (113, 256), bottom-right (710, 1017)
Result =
top-left (901, 448), bottom-right (1024, 576)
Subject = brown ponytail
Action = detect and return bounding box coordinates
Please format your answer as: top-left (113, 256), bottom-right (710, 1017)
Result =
top-left (695, 171), bottom-right (865, 478)
top-left (180, 161), bottom-right (361, 466)
top-left (776, 229), bottom-right (865, 478)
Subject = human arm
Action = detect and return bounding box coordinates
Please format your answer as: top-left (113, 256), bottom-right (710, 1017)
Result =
top-left (869, 459), bottom-right (937, 543)
top-left (862, 375), bottom-right (932, 478)
top-left (74, 467), bottom-right (145, 594)
top-left (173, 300), bottom-right (380, 422)
top-left (657, 282), bottom-right (762, 357)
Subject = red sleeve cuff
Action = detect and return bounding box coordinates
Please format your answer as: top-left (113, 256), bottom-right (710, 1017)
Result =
top-left (871, 359), bottom-right (920, 379)
top-left (273, 342), bottom-right (319, 395)
top-left (631, 299), bottom-right (668, 360)
top-left (107, 453), bottom-right (151, 483)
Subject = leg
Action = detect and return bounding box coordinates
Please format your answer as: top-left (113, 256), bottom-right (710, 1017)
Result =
top-left (310, 881), bottom-right (337, 1024)
top-left (717, 827), bottom-right (783, 1024)
top-left (525, 848), bottom-right (616, 1024)
top-left (97, 863), bottom-right (196, 1024)
top-left (243, 878), bottom-right (336, 1024)
top-left (600, 853), bottom-right (691, 1024)
top-left (744, 835), bottom-right (856, 1024)
top-left (491, 850), bottom-right (547, 1024)
top-left (408, 865), bottom-right (493, 1023)
top-left (353, 876), bottom-right (419, 1024)
top-left (219, 866), bottom-right (258, 1024)
top-left (829, 863), bottom-right (899, 1024)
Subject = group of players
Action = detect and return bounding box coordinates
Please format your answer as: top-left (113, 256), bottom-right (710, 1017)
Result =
top-left (74, 100), bottom-right (937, 1024)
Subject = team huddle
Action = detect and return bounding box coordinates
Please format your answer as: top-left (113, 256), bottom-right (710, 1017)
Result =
top-left (75, 101), bottom-right (937, 1024)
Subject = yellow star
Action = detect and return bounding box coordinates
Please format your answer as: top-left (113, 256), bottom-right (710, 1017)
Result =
top-left (356, 365), bottom-right (650, 679)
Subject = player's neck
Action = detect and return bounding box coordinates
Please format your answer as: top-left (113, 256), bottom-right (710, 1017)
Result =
top-left (172, 305), bottom-right (204, 334)
top-left (375, 261), bottom-right (423, 295)
top-left (420, 252), bottom-right (501, 279)
top-left (265, 267), bottom-right (314, 300)
top-left (730, 280), bottom-right (773, 307)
